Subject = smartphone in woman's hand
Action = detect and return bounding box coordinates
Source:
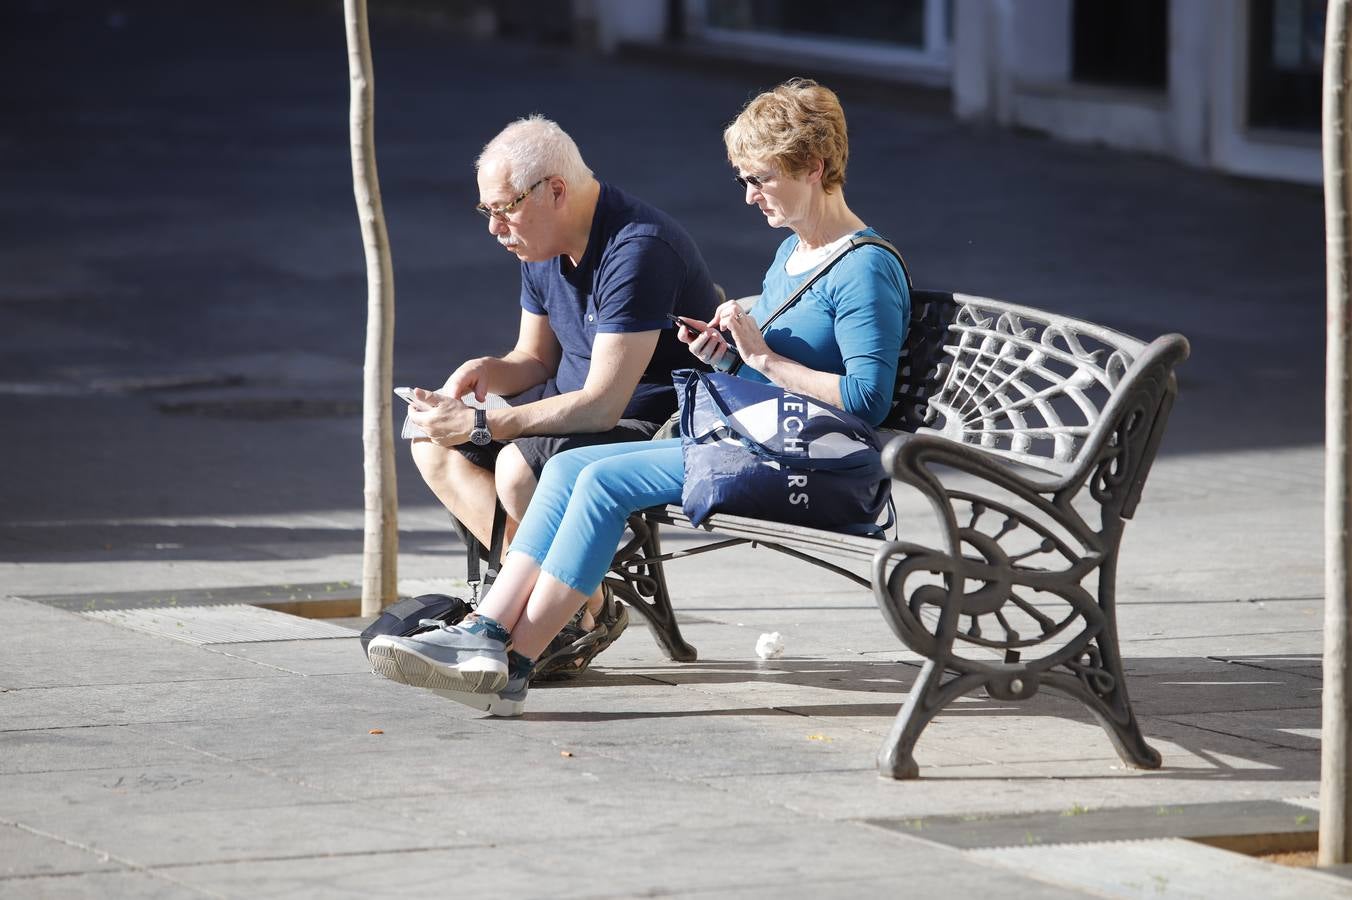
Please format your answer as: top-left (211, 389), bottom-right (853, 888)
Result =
top-left (667, 313), bottom-right (704, 332)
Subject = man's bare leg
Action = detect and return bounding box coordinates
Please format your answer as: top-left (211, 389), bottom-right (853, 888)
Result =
top-left (410, 439), bottom-right (502, 550)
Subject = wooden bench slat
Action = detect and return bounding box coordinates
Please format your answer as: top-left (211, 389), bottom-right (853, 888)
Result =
top-left (643, 505), bottom-right (884, 564)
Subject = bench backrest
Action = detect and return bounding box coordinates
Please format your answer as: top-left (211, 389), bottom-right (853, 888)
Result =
top-left (882, 290), bottom-right (1151, 477)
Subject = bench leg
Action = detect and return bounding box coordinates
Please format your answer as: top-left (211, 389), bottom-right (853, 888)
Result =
top-left (606, 513), bottom-right (697, 662)
top-left (1043, 633), bottom-right (1162, 770)
top-left (878, 659), bottom-right (986, 779)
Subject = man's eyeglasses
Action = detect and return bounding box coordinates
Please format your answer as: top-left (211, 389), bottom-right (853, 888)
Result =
top-left (476, 177), bottom-right (549, 222)
top-left (734, 172), bottom-right (773, 190)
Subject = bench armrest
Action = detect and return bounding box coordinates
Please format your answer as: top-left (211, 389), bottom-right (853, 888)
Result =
top-left (883, 432), bottom-right (1090, 546)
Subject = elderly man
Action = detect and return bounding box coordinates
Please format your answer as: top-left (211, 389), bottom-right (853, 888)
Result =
top-left (403, 115), bottom-right (720, 677)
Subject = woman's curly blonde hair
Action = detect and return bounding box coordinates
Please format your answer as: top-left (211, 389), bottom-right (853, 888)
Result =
top-left (723, 78), bottom-right (848, 193)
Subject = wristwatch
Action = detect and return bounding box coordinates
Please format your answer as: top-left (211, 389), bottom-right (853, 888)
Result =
top-left (468, 408), bottom-right (493, 446)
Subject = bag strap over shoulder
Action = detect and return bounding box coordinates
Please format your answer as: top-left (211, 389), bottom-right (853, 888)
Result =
top-left (727, 233), bottom-right (911, 376)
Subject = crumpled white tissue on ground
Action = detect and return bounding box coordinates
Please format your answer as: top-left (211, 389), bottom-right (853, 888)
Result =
top-left (755, 632), bottom-right (784, 659)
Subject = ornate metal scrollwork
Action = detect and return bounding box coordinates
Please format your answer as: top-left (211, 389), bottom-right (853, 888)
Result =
top-left (1064, 644), bottom-right (1116, 699)
top-left (875, 489), bottom-right (1105, 675)
top-left (869, 303), bottom-right (1188, 777)
top-left (918, 296), bottom-right (1161, 474)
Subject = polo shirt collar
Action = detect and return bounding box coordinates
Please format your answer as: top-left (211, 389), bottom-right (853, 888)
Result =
top-left (561, 181), bottom-right (609, 289)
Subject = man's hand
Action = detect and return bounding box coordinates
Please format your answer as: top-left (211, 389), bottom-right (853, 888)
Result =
top-left (443, 359), bottom-right (491, 405)
top-left (406, 389), bottom-right (476, 446)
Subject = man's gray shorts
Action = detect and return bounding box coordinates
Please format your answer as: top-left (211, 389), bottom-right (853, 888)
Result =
top-left (454, 418), bottom-right (663, 479)
top-left (405, 381), bottom-right (665, 479)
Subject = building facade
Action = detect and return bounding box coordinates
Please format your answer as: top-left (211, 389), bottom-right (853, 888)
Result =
top-left (580, 0), bottom-right (1323, 185)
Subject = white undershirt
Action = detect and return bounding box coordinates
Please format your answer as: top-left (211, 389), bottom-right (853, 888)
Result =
top-left (784, 231), bottom-right (862, 276)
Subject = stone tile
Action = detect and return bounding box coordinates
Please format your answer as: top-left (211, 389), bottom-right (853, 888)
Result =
top-left (202, 637), bottom-right (371, 676)
top-left (733, 758), bottom-right (1315, 821)
top-left (1155, 707), bottom-right (1323, 752)
top-left (0, 870), bottom-right (199, 899)
top-left (0, 822), bottom-right (122, 879)
top-left (245, 742), bottom-right (649, 800)
top-left (622, 658), bottom-right (911, 703)
top-left (1119, 656), bottom-right (1276, 677)
top-left (0, 761), bottom-right (348, 822)
top-left (166, 820), bottom-right (1091, 899)
top-left (119, 680), bottom-right (503, 761)
top-left (14, 799), bottom-right (471, 870)
top-left (1214, 653), bottom-right (1322, 681)
top-left (0, 725), bottom-right (212, 776)
top-left (389, 773), bottom-right (803, 846)
top-left (1129, 669), bottom-right (1321, 716)
top-left (0, 675), bottom-right (313, 731)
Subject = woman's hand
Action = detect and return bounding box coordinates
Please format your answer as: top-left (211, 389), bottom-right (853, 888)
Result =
top-left (713, 301), bottom-right (772, 370)
top-left (674, 314), bottom-right (737, 371)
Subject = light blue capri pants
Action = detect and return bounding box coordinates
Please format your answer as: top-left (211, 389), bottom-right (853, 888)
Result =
top-left (508, 438), bottom-right (685, 596)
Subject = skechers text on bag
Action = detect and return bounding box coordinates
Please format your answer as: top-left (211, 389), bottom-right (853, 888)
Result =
top-left (676, 370), bottom-right (892, 535)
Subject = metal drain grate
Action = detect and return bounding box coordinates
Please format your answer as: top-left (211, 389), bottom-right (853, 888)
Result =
top-left (19, 582), bottom-right (360, 613)
top-left (863, 799), bottom-right (1318, 850)
top-left (83, 604), bottom-right (356, 645)
top-left (156, 398), bottom-right (360, 419)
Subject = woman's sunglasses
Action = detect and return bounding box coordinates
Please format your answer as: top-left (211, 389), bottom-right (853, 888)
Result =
top-left (733, 173), bottom-right (772, 190)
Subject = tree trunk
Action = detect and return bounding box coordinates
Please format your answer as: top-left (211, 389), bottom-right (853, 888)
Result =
top-left (1325, 0), bottom-right (1352, 868)
top-left (344, 0), bottom-right (398, 616)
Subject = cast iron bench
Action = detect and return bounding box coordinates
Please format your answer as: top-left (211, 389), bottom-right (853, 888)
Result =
top-left (459, 290), bottom-right (1189, 780)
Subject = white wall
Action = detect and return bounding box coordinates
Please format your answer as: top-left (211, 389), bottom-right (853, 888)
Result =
top-left (582, 0), bottom-right (667, 53)
top-left (1011, 0), bottom-right (1069, 84)
top-left (1167, 0), bottom-right (1212, 166)
top-left (951, 0), bottom-right (1318, 184)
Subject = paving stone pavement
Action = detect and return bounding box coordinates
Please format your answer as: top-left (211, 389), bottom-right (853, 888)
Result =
top-left (0, 3), bottom-right (1342, 897)
top-left (2, 447), bottom-right (1344, 898)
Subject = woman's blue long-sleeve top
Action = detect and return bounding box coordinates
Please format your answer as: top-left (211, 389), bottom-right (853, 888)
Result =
top-left (739, 229), bottom-right (909, 425)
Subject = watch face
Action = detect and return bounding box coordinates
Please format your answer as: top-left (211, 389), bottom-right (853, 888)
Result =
top-left (468, 408), bottom-right (490, 446)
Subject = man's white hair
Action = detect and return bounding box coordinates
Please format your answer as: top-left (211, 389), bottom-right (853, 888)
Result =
top-left (476, 115), bottom-right (593, 190)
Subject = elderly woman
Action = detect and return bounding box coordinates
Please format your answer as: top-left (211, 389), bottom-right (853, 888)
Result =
top-left (368, 79), bottom-right (910, 714)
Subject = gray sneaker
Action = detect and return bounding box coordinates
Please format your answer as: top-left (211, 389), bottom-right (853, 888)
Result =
top-left (433, 669), bottom-right (529, 717)
top-left (368, 622), bottom-right (508, 693)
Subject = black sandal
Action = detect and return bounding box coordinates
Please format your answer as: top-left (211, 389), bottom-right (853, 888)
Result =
top-left (531, 588), bottom-right (629, 682)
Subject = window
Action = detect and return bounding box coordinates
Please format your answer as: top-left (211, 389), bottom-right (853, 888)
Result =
top-left (1247, 0), bottom-right (1323, 131)
top-left (707, 0), bottom-right (933, 50)
top-left (1071, 0), bottom-right (1169, 90)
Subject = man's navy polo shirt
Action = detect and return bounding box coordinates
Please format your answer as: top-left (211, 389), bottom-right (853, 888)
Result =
top-left (519, 182), bottom-right (720, 423)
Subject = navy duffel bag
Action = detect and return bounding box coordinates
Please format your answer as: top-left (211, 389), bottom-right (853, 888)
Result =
top-left (676, 369), bottom-right (892, 536)
top-left (358, 593), bottom-right (472, 658)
